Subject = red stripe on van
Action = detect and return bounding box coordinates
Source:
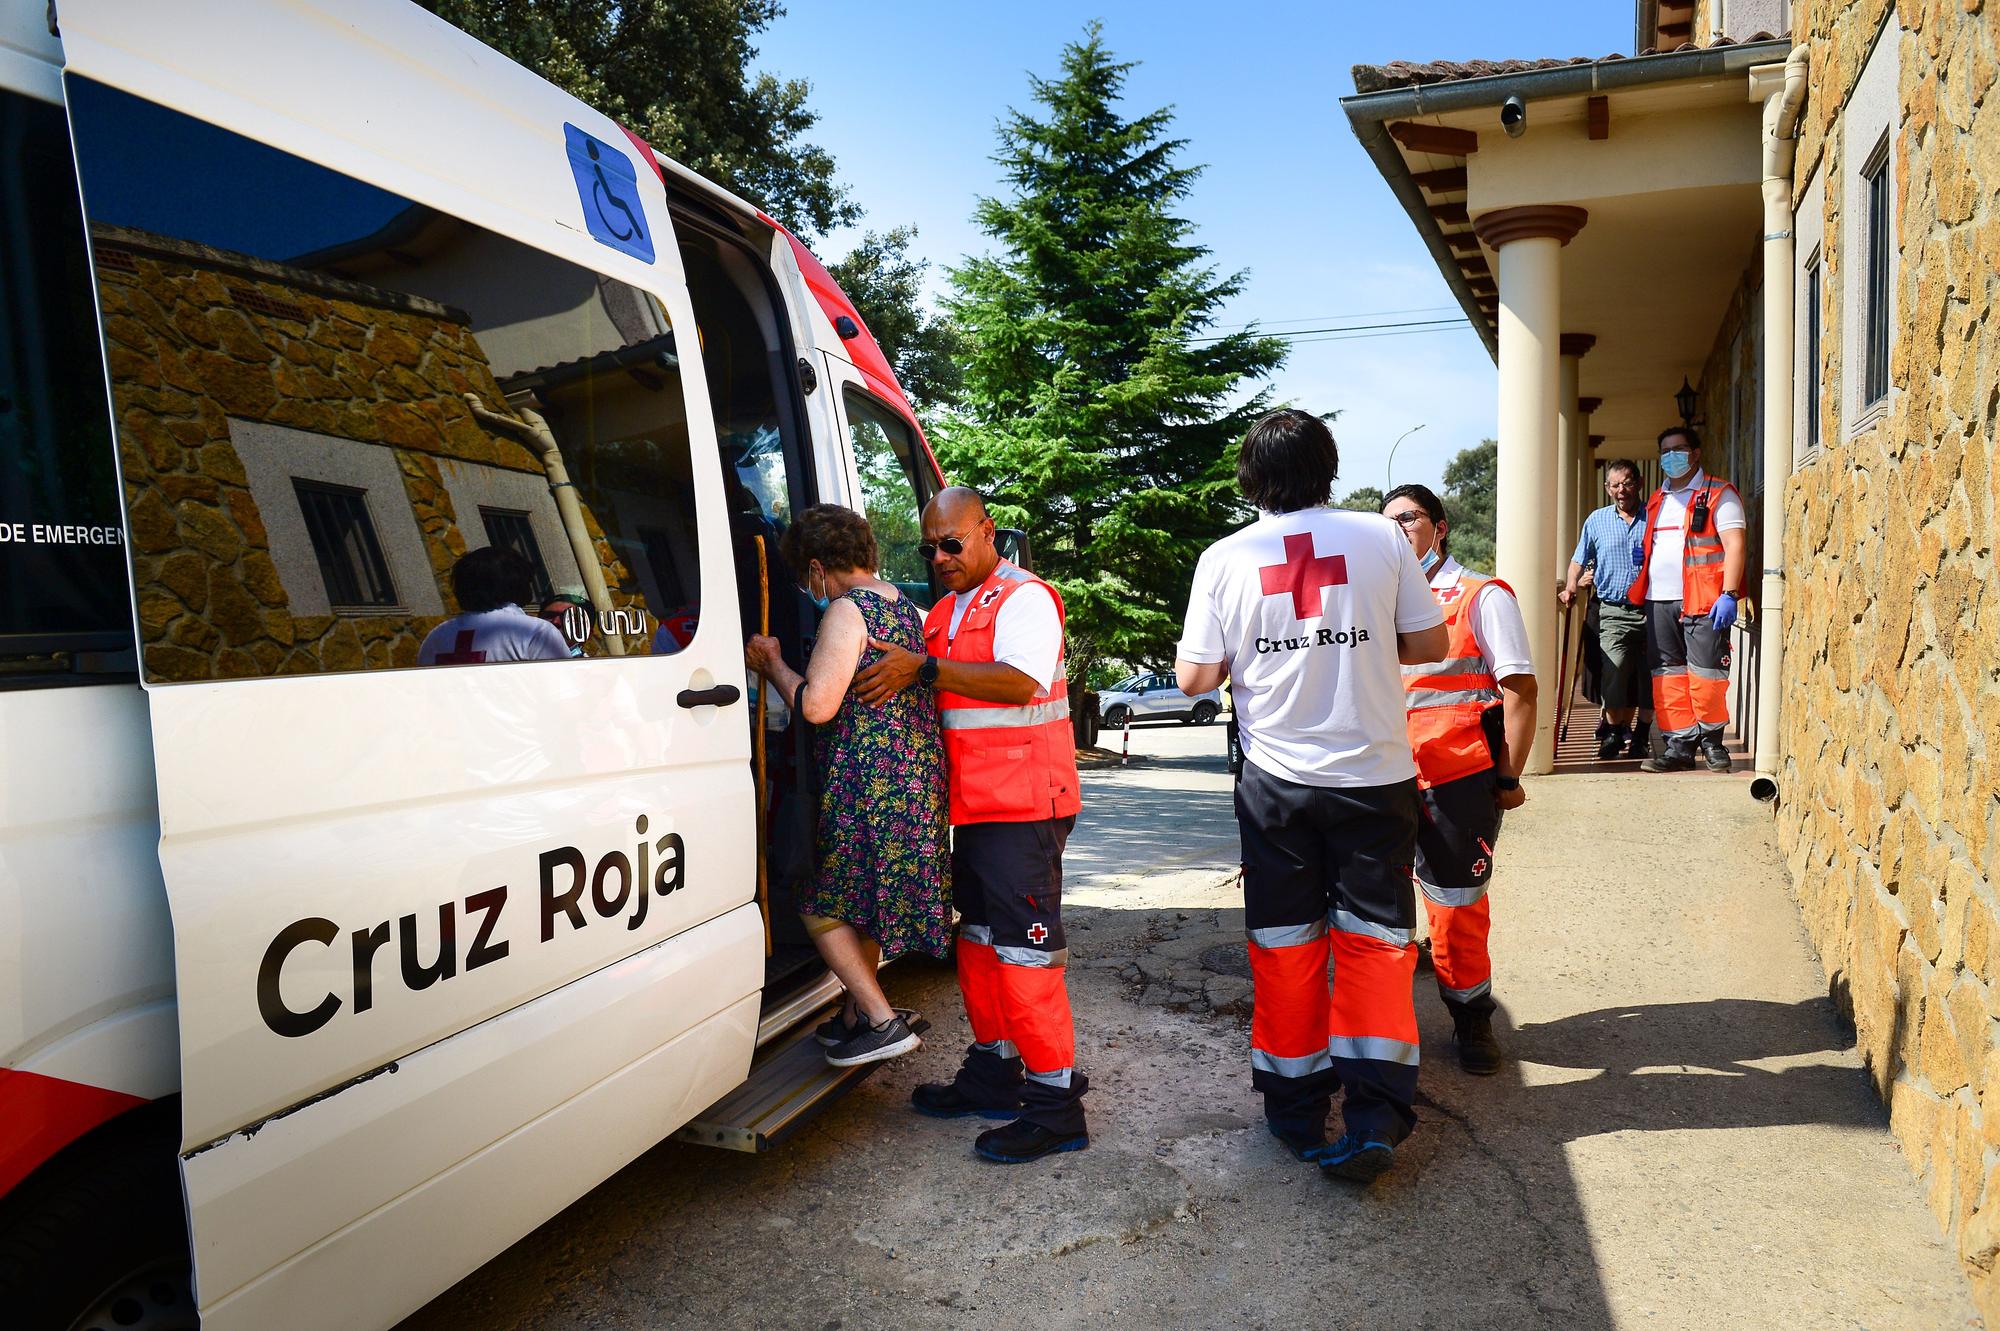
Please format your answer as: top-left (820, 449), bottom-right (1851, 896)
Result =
top-left (758, 216), bottom-right (948, 490)
top-left (0, 1069), bottom-right (147, 1198)
top-left (617, 124), bottom-right (666, 187)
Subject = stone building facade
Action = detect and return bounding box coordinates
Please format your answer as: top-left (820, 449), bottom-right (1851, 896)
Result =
top-left (1344, 0), bottom-right (1996, 1309)
top-left (1772, 0), bottom-right (2000, 1302)
top-left (95, 225), bottom-right (641, 680)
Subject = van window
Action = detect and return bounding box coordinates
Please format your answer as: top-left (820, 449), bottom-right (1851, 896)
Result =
top-left (0, 87), bottom-right (134, 682)
top-left (843, 389), bottom-right (932, 606)
top-left (66, 79), bottom-right (706, 680)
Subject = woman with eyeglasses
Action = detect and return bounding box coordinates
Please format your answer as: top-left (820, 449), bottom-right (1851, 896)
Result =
top-left (744, 504), bottom-right (950, 1067)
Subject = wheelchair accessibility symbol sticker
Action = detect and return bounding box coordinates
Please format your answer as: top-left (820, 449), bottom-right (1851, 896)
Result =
top-left (563, 123), bottom-right (654, 264)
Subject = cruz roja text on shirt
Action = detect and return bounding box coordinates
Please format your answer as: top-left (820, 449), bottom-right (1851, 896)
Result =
top-left (1255, 624), bottom-right (1375, 655)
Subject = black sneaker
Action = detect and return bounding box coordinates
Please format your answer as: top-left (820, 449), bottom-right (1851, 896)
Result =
top-left (814, 1007), bottom-right (861, 1047)
top-left (1597, 726), bottom-right (1629, 760)
top-left (911, 1081), bottom-right (1020, 1120)
top-left (1453, 1011), bottom-right (1503, 1076)
top-left (1628, 724), bottom-right (1652, 759)
top-left (974, 1119), bottom-right (1089, 1164)
top-left (824, 1015), bottom-right (921, 1068)
top-left (1319, 1131), bottom-right (1395, 1183)
top-left (1640, 745), bottom-right (1697, 773)
top-left (1700, 738), bottom-right (1733, 772)
top-left (816, 1006), bottom-right (916, 1047)
top-left (1267, 1120), bottom-right (1333, 1163)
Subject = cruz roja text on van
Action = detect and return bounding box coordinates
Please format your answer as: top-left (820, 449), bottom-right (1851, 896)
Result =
top-left (256, 817), bottom-right (688, 1038)
top-left (1254, 624), bottom-right (1375, 654)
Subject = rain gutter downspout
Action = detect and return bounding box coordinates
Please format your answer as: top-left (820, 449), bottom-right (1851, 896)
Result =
top-left (1750, 46), bottom-right (1809, 800)
top-left (463, 394), bottom-right (627, 656)
top-left (1340, 39), bottom-right (1794, 365)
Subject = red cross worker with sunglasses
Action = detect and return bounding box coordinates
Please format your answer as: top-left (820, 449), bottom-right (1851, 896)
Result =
top-left (854, 487), bottom-right (1088, 1165)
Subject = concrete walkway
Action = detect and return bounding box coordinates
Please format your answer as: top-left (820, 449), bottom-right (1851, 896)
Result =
top-left (403, 746), bottom-right (1978, 1330)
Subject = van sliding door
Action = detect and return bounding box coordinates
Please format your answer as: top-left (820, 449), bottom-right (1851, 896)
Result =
top-left (58, 3), bottom-right (758, 1327)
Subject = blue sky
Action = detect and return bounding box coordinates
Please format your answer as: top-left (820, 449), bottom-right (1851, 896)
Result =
top-left (755, 1), bottom-right (1628, 493)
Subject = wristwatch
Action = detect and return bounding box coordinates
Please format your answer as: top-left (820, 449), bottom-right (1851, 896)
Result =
top-left (918, 655), bottom-right (939, 686)
top-left (1494, 773), bottom-right (1521, 791)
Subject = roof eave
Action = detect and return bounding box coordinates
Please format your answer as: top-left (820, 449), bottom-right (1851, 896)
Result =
top-left (1339, 38), bottom-right (1793, 365)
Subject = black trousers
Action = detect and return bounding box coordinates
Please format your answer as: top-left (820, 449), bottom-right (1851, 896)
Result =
top-left (1235, 763), bottom-right (1423, 1144)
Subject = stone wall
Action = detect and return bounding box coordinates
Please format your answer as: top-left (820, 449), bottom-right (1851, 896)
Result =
top-left (95, 227), bottom-right (642, 680)
top-left (1778, 0), bottom-right (2000, 1312)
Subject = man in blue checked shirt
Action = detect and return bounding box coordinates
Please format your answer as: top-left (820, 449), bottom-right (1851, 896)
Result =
top-left (1560, 460), bottom-right (1652, 759)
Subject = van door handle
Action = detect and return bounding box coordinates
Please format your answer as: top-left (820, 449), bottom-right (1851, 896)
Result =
top-left (676, 684), bottom-right (741, 709)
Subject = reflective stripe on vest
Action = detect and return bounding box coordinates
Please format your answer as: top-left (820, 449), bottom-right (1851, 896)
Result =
top-left (923, 562), bottom-right (1083, 825)
top-left (1401, 570), bottom-right (1508, 788)
top-left (1626, 478), bottom-right (1739, 615)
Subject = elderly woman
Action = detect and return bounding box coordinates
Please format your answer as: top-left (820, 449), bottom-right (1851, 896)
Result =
top-left (746, 504), bottom-right (949, 1066)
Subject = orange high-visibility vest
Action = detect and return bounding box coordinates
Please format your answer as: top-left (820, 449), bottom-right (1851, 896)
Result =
top-left (922, 563), bottom-right (1081, 826)
top-left (1625, 475), bottom-right (1740, 615)
top-left (1402, 570), bottom-right (1511, 788)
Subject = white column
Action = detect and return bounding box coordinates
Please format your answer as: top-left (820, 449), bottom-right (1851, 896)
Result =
top-left (1576, 398), bottom-right (1601, 537)
top-left (1556, 337), bottom-right (1594, 577)
top-left (1475, 206), bottom-right (1588, 775)
top-left (1557, 355), bottom-right (1579, 577)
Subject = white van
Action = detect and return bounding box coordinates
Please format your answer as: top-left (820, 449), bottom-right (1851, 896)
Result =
top-left (0, 2), bottom-right (949, 1326)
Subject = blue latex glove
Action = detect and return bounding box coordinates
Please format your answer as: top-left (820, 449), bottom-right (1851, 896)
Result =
top-left (1707, 592), bottom-right (1738, 632)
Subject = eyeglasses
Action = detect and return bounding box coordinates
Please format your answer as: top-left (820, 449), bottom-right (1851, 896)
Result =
top-left (1385, 510), bottom-right (1428, 528)
top-left (918, 530), bottom-right (977, 561)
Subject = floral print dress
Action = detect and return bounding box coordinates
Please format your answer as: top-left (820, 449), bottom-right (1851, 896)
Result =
top-left (800, 588), bottom-right (951, 959)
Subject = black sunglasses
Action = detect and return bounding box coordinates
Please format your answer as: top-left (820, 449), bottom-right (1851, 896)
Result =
top-left (917, 534), bottom-right (973, 561)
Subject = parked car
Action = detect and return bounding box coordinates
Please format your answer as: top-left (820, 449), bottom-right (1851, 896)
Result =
top-left (1099, 672), bottom-right (1224, 726)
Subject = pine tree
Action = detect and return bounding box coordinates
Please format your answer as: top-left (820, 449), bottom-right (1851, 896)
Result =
top-left (937, 25), bottom-right (1286, 678)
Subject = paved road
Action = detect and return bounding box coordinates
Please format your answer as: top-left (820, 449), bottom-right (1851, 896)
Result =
top-left (1066, 719), bottom-right (1239, 893)
top-left (400, 750), bottom-right (1978, 1331)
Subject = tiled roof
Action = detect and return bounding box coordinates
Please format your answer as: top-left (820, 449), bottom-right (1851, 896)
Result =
top-left (1350, 32), bottom-right (1782, 95)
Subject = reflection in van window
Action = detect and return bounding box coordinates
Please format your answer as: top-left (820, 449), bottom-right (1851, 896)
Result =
top-left (66, 80), bottom-right (703, 681)
top-left (0, 87), bottom-right (133, 679)
top-left (843, 389), bottom-right (933, 607)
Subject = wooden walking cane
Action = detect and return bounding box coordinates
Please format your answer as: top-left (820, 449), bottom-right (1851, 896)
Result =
top-left (753, 535), bottom-right (772, 956)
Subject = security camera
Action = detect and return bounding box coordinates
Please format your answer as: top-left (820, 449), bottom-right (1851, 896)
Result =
top-left (1501, 95), bottom-right (1527, 138)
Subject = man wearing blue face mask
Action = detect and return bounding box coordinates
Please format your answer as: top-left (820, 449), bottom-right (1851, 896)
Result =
top-left (1625, 426), bottom-right (1747, 772)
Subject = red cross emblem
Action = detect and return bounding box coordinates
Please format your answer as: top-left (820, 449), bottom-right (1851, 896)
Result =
top-left (1026, 922), bottom-right (1049, 945)
top-left (1259, 533), bottom-right (1348, 619)
top-left (1436, 581), bottom-right (1464, 605)
top-left (434, 629), bottom-right (487, 665)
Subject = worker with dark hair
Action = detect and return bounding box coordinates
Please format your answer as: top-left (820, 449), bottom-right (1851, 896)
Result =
top-left (1381, 483), bottom-right (1537, 1076)
top-left (418, 546), bottom-right (570, 666)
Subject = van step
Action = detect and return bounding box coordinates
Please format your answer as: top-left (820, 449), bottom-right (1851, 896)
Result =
top-left (675, 1007), bottom-right (929, 1153)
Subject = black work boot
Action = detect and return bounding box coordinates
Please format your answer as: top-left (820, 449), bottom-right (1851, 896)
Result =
top-left (912, 1043), bottom-right (1022, 1119)
top-left (1640, 743), bottom-right (1697, 773)
top-left (974, 1118), bottom-right (1088, 1163)
top-left (1452, 1009), bottom-right (1503, 1076)
top-left (1700, 737), bottom-right (1733, 772)
top-left (1597, 725), bottom-right (1629, 760)
top-left (1627, 721), bottom-right (1652, 759)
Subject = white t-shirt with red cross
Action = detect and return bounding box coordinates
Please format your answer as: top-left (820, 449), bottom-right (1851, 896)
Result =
top-left (418, 605), bottom-right (571, 666)
top-left (1178, 506), bottom-right (1443, 788)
